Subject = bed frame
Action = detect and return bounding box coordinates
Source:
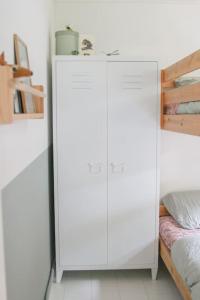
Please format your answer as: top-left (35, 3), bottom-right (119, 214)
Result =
top-left (159, 205), bottom-right (192, 300)
top-left (161, 49), bottom-right (200, 136)
top-left (160, 50), bottom-right (200, 297)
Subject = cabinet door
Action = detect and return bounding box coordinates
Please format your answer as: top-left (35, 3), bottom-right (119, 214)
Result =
top-left (108, 62), bottom-right (158, 267)
top-left (56, 61), bottom-right (107, 266)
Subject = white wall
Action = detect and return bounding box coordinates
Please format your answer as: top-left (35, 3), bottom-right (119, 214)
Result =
top-left (0, 0), bottom-right (54, 299)
top-left (0, 0), bottom-right (54, 190)
top-left (54, 0), bottom-right (200, 197)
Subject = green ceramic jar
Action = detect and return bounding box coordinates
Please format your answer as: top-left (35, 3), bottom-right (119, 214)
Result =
top-left (55, 26), bottom-right (79, 55)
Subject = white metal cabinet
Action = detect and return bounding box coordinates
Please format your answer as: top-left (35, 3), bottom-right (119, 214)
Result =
top-left (107, 62), bottom-right (158, 266)
top-left (55, 61), bottom-right (108, 273)
top-left (53, 57), bottom-right (159, 283)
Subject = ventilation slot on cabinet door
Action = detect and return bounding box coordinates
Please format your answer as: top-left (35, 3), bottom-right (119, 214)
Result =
top-left (122, 74), bottom-right (143, 90)
top-left (71, 73), bottom-right (94, 90)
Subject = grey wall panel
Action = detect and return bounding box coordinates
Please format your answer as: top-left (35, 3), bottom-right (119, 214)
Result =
top-left (2, 147), bottom-right (54, 300)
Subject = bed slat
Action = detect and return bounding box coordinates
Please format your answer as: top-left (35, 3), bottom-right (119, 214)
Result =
top-left (163, 50), bottom-right (200, 82)
top-left (163, 115), bottom-right (200, 136)
top-left (164, 82), bottom-right (200, 105)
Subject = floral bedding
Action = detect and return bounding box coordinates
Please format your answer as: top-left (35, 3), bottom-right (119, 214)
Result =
top-left (164, 101), bottom-right (200, 115)
top-left (159, 216), bottom-right (200, 250)
top-left (164, 77), bottom-right (200, 115)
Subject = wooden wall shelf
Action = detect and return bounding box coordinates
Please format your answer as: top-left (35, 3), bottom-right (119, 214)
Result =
top-left (0, 65), bottom-right (45, 124)
top-left (13, 113), bottom-right (44, 121)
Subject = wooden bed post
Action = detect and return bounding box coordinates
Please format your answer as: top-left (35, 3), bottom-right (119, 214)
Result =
top-left (160, 70), bottom-right (164, 129)
top-left (160, 70), bottom-right (176, 130)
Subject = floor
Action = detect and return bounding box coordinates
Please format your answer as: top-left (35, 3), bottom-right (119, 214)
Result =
top-left (49, 263), bottom-right (182, 300)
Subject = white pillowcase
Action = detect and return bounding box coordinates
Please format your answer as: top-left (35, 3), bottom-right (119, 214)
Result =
top-left (162, 191), bottom-right (200, 229)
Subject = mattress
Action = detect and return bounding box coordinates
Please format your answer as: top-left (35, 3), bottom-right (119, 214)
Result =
top-left (159, 216), bottom-right (200, 250)
top-left (175, 77), bottom-right (200, 87)
top-left (164, 76), bottom-right (200, 115)
top-left (164, 102), bottom-right (200, 115)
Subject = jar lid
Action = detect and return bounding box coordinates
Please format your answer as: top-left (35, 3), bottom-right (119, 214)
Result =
top-left (55, 27), bottom-right (79, 37)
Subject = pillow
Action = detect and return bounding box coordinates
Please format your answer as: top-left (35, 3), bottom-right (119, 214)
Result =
top-left (175, 77), bottom-right (200, 87)
top-left (162, 191), bottom-right (200, 229)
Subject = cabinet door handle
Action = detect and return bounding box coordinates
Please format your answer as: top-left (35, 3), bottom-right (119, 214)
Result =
top-left (110, 163), bottom-right (125, 174)
top-left (88, 163), bottom-right (102, 174)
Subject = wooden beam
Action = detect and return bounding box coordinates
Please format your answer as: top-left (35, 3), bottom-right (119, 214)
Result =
top-left (10, 79), bottom-right (45, 98)
top-left (159, 205), bottom-right (169, 217)
top-left (160, 70), bottom-right (164, 128)
top-left (164, 82), bottom-right (200, 105)
top-left (0, 66), bottom-right (13, 123)
top-left (163, 49), bottom-right (200, 82)
top-left (0, 52), bottom-right (7, 65)
top-left (163, 115), bottom-right (200, 136)
top-left (161, 70), bottom-right (175, 129)
top-left (162, 81), bottom-right (175, 89)
top-left (32, 85), bottom-right (44, 113)
top-left (13, 113), bottom-right (44, 120)
top-left (13, 67), bottom-right (33, 78)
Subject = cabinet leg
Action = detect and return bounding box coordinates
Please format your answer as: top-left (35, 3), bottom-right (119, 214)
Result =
top-left (56, 269), bottom-right (63, 283)
top-left (151, 268), bottom-right (158, 280)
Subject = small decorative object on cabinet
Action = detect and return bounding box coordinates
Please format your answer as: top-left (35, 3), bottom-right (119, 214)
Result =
top-left (0, 52), bottom-right (45, 124)
top-left (53, 56), bottom-right (159, 283)
top-left (14, 34), bottom-right (35, 113)
top-left (55, 26), bottom-right (79, 55)
top-left (79, 34), bottom-right (95, 55)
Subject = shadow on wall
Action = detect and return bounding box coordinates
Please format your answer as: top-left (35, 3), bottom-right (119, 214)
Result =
top-left (2, 147), bottom-right (54, 300)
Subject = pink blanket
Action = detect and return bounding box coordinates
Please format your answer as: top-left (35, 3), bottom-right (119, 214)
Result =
top-left (164, 104), bottom-right (178, 115)
top-left (160, 216), bottom-right (200, 250)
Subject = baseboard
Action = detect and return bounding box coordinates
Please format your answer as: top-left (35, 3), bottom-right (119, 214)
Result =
top-left (45, 265), bottom-right (55, 300)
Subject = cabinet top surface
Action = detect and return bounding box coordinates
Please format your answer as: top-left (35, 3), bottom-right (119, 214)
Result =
top-left (53, 55), bottom-right (159, 63)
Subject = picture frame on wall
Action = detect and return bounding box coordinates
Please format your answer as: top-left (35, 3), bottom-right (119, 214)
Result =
top-left (14, 34), bottom-right (35, 113)
top-left (13, 90), bottom-right (23, 113)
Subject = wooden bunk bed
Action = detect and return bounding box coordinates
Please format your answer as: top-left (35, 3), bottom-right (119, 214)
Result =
top-left (159, 205), bottom-right (192, 300)
top-left (161, 49), bottom-right (200, 136)
top-left (160, 51), bottom-right (200, 299)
